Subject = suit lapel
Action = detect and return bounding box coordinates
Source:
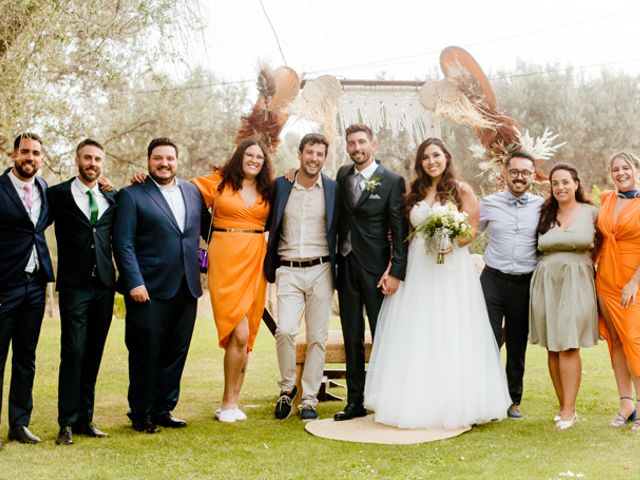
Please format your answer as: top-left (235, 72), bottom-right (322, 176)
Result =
top-left (61, 178), bottom-right (92, 227)
top-left (34, 176), bottom-right (49, 228)
top-left (0, 172), bottom-right (30, 219)
top-left (275, 180), bottom-right (294, 231)
top-left (343, 165), bottom-right (357, 210)
top-left (322, 174), bottom-right (335, 228)
top-left (177, 180), bottom-right (190, 231)
top-left (143, 177), bottom-right (181, 232)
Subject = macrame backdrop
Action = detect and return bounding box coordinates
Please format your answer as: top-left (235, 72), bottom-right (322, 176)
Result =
top-left (291, 78), bottom-right (440, 175)
top-left (338, 84), bottom-right (439, 141)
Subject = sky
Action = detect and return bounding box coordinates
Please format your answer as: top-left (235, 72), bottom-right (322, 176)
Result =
top-left (195, 0), bottom-right (640, 84)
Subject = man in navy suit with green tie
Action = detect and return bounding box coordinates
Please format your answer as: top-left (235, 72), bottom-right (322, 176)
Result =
top-left (48, 139), bottom-right (117, 445)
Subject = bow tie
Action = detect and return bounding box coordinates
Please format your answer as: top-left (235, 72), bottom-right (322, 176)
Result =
top-left (617, 190), bottom-right (640, 199)
top-left (508, 195), bottom-right (528, 206)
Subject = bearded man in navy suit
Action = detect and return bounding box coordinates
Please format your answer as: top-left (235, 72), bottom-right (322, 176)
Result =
top-left (48, 138), bottom-right (117, 445)
top-left (0, 133), bottom-right (54, 446)
top-left (113, 137), bottom-right (206, 434)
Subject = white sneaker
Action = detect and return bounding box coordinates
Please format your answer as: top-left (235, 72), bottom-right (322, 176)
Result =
top-left (216, 409), bottom-right (236, 423)
top-left (234, 408), bottom-right (247, 421)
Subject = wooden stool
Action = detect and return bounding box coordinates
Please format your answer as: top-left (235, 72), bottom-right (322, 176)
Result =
top-left (293, 329), bottom-right (372, 409)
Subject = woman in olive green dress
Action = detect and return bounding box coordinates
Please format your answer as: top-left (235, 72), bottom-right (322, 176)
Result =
top-left (530, 163), bottom-right (598, 430)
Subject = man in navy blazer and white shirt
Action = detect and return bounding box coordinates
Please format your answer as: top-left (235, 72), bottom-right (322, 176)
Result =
top-left (113, 137), bottom-right (206, 434)
top-left (265, 133), bottom-right (339, 421)
top-left (0, 133), bottom-right (54, 447)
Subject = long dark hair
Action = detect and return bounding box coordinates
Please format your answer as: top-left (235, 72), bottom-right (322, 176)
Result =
top-left (217, 138), bottom-right (274, 202)
top-left (537, 163), bottom-right (592, 235)
top-left (405, 138), bottom-right (462, 216)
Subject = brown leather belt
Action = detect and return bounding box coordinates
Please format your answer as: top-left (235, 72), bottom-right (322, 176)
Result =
top-left (280, 256), bottom-right (331, 268)
top-left (213, 227), bottom-right (264, 234)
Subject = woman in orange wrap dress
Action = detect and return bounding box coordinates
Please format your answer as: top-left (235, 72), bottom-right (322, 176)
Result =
top-left (596, 151), bottom-right (640, 430)
top-left (191, 138), bottom-right (273, 423)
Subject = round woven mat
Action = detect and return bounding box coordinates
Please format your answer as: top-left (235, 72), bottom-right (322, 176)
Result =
top-left (305, 414), bottom-right (470, 444)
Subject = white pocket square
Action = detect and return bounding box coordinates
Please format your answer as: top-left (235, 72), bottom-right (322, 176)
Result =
top-left (369, 194), bottom-right (381, 199)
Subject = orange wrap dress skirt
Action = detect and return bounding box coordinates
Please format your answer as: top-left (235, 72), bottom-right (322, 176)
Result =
top-left (596, 190), bottom-right (640, 375)
top-left (191, 172), bottom-right (269, 351)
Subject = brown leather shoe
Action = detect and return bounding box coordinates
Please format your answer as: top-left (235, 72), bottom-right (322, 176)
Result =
top-left (8, 425), bottom-right (41, 444)
top-left (55, 426), bottom-right (73, 445)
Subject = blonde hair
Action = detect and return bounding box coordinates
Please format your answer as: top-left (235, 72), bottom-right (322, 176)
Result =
top-left (609, 151), bottom-right (640, 189)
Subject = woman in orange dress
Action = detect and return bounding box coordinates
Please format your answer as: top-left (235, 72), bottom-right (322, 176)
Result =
top-left (596, 151), bottom-right (640, 430)
top-left (191, 138), bottom-right (273, 423)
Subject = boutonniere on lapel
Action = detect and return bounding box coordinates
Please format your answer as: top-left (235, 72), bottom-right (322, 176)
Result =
top-left (364, 176), bottom-right (382, 194)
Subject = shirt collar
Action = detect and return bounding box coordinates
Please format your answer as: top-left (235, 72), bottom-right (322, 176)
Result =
top-left (73, 177), bottom-right (99, 194)
top-left (150, 176), bottom-right (179, 192)
top-left (293, 174), bottom-right (323, 191)
top-left (8, 168), bottom-right (35, 188)
top-left (355, 160), bottom-right (379, 180)
top-left (502, 189), bottom-right (529, 204)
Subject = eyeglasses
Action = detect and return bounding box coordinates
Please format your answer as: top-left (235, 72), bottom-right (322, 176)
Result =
top-left (508, 169), bottom-right (534, 179)
top-left (244, 152), bottom-right (265, 161)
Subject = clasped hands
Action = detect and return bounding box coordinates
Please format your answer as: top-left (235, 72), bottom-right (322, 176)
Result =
top-left (377, 266), bottom-right (400, 296)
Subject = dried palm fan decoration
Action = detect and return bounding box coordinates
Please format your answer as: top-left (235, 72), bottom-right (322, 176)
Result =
top-left (420, 46), bottom-right (564, 187)
top-left (236, 64), bottom-right (300, 153)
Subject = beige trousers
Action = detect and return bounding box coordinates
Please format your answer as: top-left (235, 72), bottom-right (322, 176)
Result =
top-left (275, 262), bottom-right (333, 406)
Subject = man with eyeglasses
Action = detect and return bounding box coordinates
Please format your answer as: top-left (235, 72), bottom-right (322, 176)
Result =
top-left (478, 150), bottom-right (543, 420)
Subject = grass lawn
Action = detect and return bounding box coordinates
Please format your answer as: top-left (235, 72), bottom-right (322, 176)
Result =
top-left (1, 314), bottom-right (637, 479)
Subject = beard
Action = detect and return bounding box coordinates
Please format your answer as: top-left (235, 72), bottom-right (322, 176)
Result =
top-left (79, 167), bottom-right (100, 184)
top-left (150, 170), bottom-right (176, 185)
top-left (14, 162), bottom-right (38, 179)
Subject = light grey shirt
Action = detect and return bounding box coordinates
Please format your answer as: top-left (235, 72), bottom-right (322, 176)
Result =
top-left (278, 175), bottom-right (328, 260)
top-left (151, 177), bottom-right (186, 233)
top-left (478, 190), bottom-right (543, 274)
top-left (71, 177), bottom-right (110, 221)
top-left (8, 169), bottom-right (41, 272)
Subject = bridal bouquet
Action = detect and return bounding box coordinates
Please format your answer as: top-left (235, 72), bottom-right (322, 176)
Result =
top-left (412, 203), bottom-right (473, 264)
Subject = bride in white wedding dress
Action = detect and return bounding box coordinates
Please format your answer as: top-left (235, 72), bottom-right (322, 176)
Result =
top-left (364, 138), bottom-right (510, 430)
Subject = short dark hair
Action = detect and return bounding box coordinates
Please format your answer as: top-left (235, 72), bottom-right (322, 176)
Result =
top-left (13, 132), bottom-right (43, 151)
top-left (345, 123), bottom-right (373, 140)
top-left (506, 150), bottom-right (536, 168)
top-left (299, 133), bottom-right (329, 154)
top-left (147, 137), bottom-right (178, 159)
top-left (76, 138), bottom-right (104, 156)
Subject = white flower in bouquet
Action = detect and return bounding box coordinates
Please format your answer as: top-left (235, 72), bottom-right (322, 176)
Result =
top-left (410, 202), bottom-right (473, 264)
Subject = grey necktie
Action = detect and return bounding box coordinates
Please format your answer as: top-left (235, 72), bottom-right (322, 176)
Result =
top-left (352, 172), bottom-right (363, 204)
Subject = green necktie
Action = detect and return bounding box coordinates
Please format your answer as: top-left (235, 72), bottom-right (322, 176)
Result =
top-left (87, 189), bottom-right (99, 224)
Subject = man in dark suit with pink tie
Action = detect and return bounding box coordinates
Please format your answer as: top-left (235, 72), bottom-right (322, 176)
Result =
top-left (0, 133), bottom-right (54, 447)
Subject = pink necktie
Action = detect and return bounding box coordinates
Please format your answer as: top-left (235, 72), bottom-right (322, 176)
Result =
top-left (24, 183), bottom-right (32, 211)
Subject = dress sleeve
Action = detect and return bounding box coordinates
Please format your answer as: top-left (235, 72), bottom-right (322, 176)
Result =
top-left (190, 172), bottom-right (222, 209)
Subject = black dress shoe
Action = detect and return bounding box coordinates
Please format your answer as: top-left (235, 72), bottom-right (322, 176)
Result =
top-left (8, 425), bottom-right (41, 444)
top-left (152, 414), bottom-right (187, 428)
top-left (73, 422), bottom-right (109, 438)
top-left (55, 426), bottom-right (73, 445)
top-left (132, 419), bottom-right (159, 434)
top-left (334, 403), bottom-right (367, 421)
